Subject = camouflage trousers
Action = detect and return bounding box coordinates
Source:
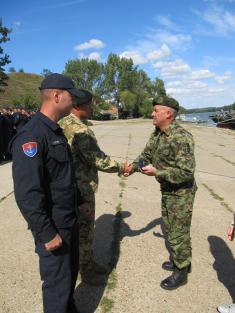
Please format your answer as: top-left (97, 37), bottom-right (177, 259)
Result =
top-left (79, 193), bottom-right (95, 274)
top-left (161, 185), bottom-right (197, 269)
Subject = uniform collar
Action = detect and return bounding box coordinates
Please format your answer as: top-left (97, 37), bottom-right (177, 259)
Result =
top-left (161, 120), bottom-right (178, 136)
top-left (37, 111), bottom-right (61, 131)
top-left (70, 113), bottom-right (89, 125)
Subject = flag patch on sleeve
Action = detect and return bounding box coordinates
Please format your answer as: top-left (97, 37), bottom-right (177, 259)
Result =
top-left (22, 142), bottom-right (38, 157)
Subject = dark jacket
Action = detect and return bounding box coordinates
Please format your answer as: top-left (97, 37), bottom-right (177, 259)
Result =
top-left (10, 111), bottom-right (76, 243)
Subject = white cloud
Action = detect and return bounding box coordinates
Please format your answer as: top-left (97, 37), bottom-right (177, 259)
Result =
top-left (198, 5), bottom-right (235, 36)
top-left (167, 84), bottom-right (224, 98)
top-left (119, 24), bottom-right (192, 66)
top-left (167, 80), bottom-right (208, 89)
top-left (191, 69), bottom-right (215, 80)
top-left (167, 88), bottom-right (191, 96)
top-left (147, 31), bottom-right (191, 49)
top-left (167, 81), bottom-right (182, 87)
top-left (214, 71), bottom-right (232, 84)
top-left (147, 44), bottom-right (171, 61)
top-left (119, 44), bottom-right (171, 65)
top-left (74, 39), bottom-right (105, 51)
top-left (13, 21), bottom-right (21, 27)
top-left (78, 51), bottom-right (101, 61)
top-left (207, 87), bottom-right (225, 94)
top-left (156, 16), bottom-right (178, 30)
top-left (27, 0), bottom-right (86, 13)
top-left (119, 51), bottom-right (147, 64)
top-left (188, 81), bottom-right (208, 88)
top-left (166, 80), bottom-right (208, 98)
top-left (153, 59), bottom-right (191, 77)
top-left (87, 52), bottom-right (101, 61)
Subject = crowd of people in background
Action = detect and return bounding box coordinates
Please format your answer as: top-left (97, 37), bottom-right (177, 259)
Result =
top-left (0, 107), bottom-right (36, 163)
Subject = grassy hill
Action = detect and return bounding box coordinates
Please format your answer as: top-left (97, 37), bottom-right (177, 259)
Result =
top-left (0, 72), bottom-right (43, 107)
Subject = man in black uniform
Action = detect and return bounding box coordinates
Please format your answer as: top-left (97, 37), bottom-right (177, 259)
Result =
top-left (0, 110), bottom-right (5, 163)
top-left (3, 108), bottom-right (14, 160)
top-left (10, 73), bottom-right (88, 313)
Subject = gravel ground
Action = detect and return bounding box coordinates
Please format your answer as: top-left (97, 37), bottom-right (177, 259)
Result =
top-left (0, 119), bottom-right (235, 313)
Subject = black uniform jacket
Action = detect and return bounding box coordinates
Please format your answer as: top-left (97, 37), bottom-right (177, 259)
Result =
top-left (10, 112), bottom-right (76, 244)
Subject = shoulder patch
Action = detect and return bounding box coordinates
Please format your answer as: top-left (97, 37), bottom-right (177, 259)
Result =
top-left (22, 142), bottom-right (38, 157)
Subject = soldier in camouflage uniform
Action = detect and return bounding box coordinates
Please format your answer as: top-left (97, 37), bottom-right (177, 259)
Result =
top-left (124, 95), bottom-right (197, 290)
top-left (59, 91), bottom-right (125, 285)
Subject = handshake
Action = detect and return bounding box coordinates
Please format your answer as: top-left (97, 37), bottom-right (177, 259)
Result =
top-left (121, 159), bottom-right (157, 177)
top-left (122, 162), bottom-right (134, 177)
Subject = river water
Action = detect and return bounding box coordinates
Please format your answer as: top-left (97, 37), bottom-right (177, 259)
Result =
top-left (183, 112), bottom-right (216, 126)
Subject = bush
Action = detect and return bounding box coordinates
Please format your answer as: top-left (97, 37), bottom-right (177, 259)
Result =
top-left (11, 92), bottom-right (40, 109)
top-left (98, 101), bottom-right (112, 110)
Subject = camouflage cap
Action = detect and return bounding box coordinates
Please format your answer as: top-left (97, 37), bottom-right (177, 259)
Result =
top-left (152, 95), bottom-right (179, 112)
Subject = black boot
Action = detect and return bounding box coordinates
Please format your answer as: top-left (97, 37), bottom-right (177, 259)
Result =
top-left (162, 261), bottom-right (192, 272)
top-left (160, 265), bottom-right (190, 290)
top-left (162, 261), bottom-right (175, 271)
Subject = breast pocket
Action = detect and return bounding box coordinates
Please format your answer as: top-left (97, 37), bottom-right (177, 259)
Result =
top-left (48, 140), bottom-right (68, 163)
top-left (46, 140), bottom-right (71, 181)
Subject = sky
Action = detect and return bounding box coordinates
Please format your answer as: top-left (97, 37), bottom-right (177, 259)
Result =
top-left (2, 0), bottom-right (235, 109)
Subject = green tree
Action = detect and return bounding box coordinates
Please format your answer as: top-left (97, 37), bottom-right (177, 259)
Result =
top-left (41, 68), bottom-right (53, 77)
top-left (9, 67), bottom-right (16, 73)
top-left (152, 78), bottom-right (167, 96)
top-left (139, 98), bottom-right (153, 118)
top-left (179, 106), bottom-right (187, 114)
top-left (19, 68), bottom-right (24, 73)
top-left (63, 53), bottom-right (158, 119)
top-left (132, 70), bottom-right (153, 117)
top-left (103, 54), bottom-right (138, 104)
top-left (64, 58), bottom-right (104, 95)
top-left (0, 19), bottom-right (11, 91)
top-left (103, 53), bottom-right (119, 98)
top-left (119, 90), bottom-right (137, 118)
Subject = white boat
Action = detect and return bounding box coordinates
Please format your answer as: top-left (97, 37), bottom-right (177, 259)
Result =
top-left (176, 114), bottom-right (186, 121)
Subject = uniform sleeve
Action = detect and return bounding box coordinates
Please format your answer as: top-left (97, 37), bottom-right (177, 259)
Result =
top-left (11, 134), bottom-right (57, 243)
top-left (155, 135), bottom-right (195, 184)
top-left (132, 133), bottom-right (156, 171)
top-left (72, 132), bottom-right (121, 173)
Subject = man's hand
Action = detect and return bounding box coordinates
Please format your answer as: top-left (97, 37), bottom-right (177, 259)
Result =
top-left (45, 234), bottom-right (62, 251)
top-left (227, 225), bottom-right (234, 241)
top-left (141, 165), bottom-right (157, 176)
top-left (79, 202), bottom-right (94, 220)
top-left (123, 163), bottom-right (134, 177)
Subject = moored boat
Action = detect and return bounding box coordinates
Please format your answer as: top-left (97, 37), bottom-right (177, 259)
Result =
top-left (216, 118), bottom-right (235, 130)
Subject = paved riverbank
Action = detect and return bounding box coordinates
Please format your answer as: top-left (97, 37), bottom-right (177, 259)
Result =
top-left (0, 119), bottom-right (235, 313)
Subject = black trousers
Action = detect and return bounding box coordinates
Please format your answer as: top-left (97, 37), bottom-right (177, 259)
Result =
top-left (35, 222), bottom-right (79, 313)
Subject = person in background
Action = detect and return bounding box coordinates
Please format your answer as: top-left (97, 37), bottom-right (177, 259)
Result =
top-left (10, 73), bottom-right (86, 313)
top-left (60, 93), bottom-right (128, 286)
top-left (124, 95), bottom-right (197, 290)
top-left (217, 213), bottom-right (235, 313)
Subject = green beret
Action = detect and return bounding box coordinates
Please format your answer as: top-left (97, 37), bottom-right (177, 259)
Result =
top-left (152, 95), bottom-right (179, 112)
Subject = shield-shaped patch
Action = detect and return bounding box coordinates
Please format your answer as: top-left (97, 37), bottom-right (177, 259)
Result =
top-left (22, 142), bottom-right (38, 157)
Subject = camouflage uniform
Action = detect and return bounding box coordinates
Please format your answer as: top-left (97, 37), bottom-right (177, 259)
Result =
top-left (59, 113), bottom-right (122, 272)
top-left (132, 120), bottom-right (197, 269)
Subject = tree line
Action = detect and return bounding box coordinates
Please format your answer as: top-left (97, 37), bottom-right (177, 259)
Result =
top-left (63, 54), bottom-right (169, 118)
top-left (1, 18), bottom-right (234, 118)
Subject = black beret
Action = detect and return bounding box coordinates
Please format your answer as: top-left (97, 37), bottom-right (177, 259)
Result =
top-left (39, 73), bottom-right (88, 99)
top-left (72, 90), bottom-right (93, 106)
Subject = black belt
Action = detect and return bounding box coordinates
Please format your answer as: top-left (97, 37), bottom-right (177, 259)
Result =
top-left (161, 180), bottom-right (194, 192)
